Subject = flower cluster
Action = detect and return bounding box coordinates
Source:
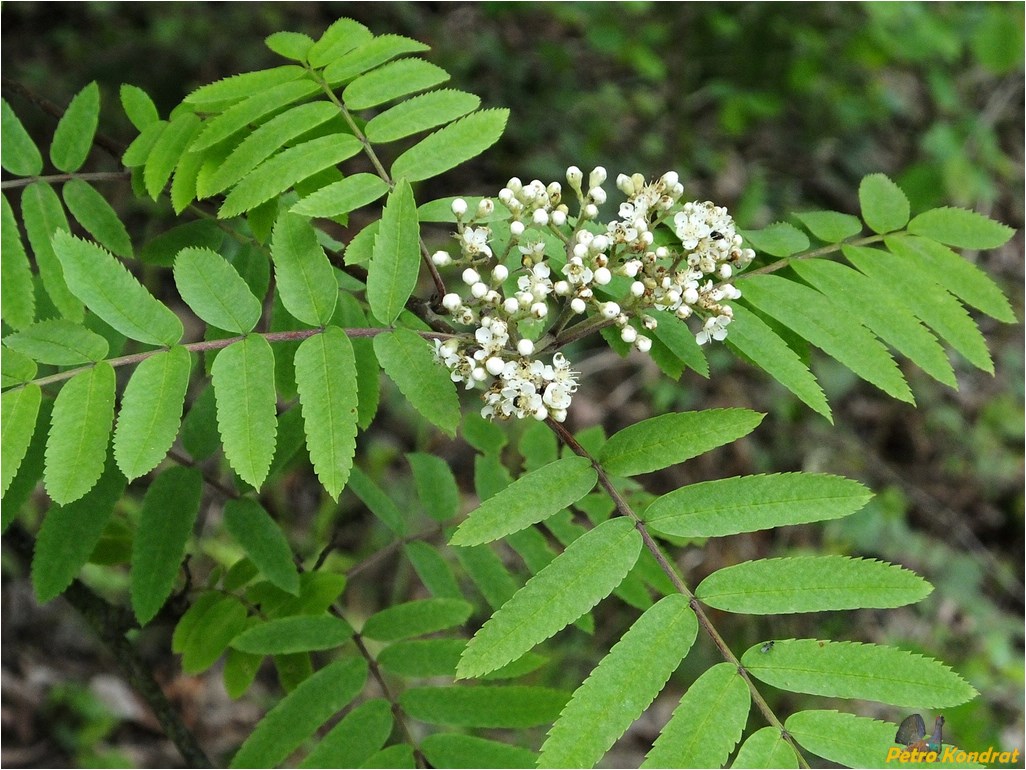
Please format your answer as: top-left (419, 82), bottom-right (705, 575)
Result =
top-left (429, 167), bottom-right (754, 421)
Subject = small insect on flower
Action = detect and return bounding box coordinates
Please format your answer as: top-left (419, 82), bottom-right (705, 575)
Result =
top-left (710, 231), bottom-right (724, 241)
top-left (760, 641), bottom-right (775, 653)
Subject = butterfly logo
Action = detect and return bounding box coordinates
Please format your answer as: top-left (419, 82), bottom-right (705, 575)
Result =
top-left (895, 714), bottom-right (945, 753)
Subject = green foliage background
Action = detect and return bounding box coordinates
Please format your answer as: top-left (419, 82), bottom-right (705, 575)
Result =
top-left (2, 3), bottom-right (1022, 766)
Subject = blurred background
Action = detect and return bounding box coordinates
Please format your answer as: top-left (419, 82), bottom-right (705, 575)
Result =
top-left (2, 3), bottom-right (1022, 767)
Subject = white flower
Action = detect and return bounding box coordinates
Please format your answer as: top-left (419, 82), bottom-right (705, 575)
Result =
top-left (461, 227), bottom-right (492, 258)
top-left (543, 382), bottom-right (573, 410)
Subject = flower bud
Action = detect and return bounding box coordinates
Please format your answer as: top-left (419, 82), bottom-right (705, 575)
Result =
top-left (485, 357), bottom-right (505, 376)
top-left (462, 268), bottom-right (480, 285)
top-left (471, 281), bottom-right (488, 299)
top-left (530, 302), bottom-right (548, 319)
top-left (621, 326), bottom-right (638, 343)
top-left (517, 338), bottom-right (535, 356)
top-left (583, 203), bottom-right (598, 220)
top-left (571, 297), bottom-right (587, 314)
top-left (472, 367), bottom-right (487, 381)
top-left (451, 198), bottom-right (468, 217)
top-left (599, 301), bottom-right (620, 319)
top-left (588, 187), bottom-right (607, 205)
top-left (532, 208), bottom-right (550, 226)
top-left (617, 173), bottom-right (635, 196)
top-left (442, 293), bottom-right (462, 311)
top-left (551, 210), bottom-right (567, 226)
top-left (566, 166), bottom-right (583, 189)
top-left (510, 220), bottom-right (526, 237)
top-left (589, 166), bottom-right (607, 188)
top-left (554, 280), bottom-right (570, 296)
top-left (630, 280), bottom-right (645, 297)
top-left (635, 335), bottom-right (652, 353)
top-left (503, 297), bottom-right (520, 314)
top-left (477, 198), bottom-right (494, 218)
top-left (431, 250), bottom-right (452, 266)
top-left (594, 266), bottom-right (612, 285)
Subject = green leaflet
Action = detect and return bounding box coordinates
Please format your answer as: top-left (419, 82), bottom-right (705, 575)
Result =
top-left (307, 18), bottom-right (374, 69)
top-left (231, 615), bottom-right (354, 654)
top-left (62, 179), bottom-right (133, 258)
top-left (793, 210), bottom-right (863, 243)
top-left (373, 328), bottom-right (460, 436)
top-left (144, 111), bottom-right (202, 199)
top-left (21, 181), bottom-right (83, 321)
top-left (299, 699), bottom-right (392, 769)
top-left (377, 638), bottom-right (466, 678)
top-left (1, 98), bottom-right (43, 176)
top-left (643, 663), bottom-right (751, 769)
top-left (224, 625), bottom-right (264, 699)
top-left (786, 710), bottom-right (920, 770)
top-left (725, 304), bottom-right (830, 420)
top-left (649, 310), bottom-right (709, 378)
top-left (645, 472), bottom-right (872, 538)
top-left (265, 31), bottom-right (314, 61)
top-left (366, 89), bottom-right (481, 144)
top-left (185, 65), bottom-right (306, 106)
top-left (343, 58), bottom-right (449, 110)
top-left (361, 598), bottom-right (472, 642)
top-left (455, 543), bottom-right (520, 610)
top-left (1, 195), bottom-right (36, 329)
top-left (421, 734), bottom-right (539, 770)
top-left (130, 466), bottom-right (202, 624)
top-left (1, 384), bottom-right (41, 496)
top-left (462, 411), bottom-right (508, 455)
top-left (732, 727), bottom-right (799, 769)
top-left (50, 82), bottom-right (99, 173)
top-left (4, 319), bottom-right (108, 365)
top-left (1, 346), bottom-right (37, 388)
top-left (457, 518), bottom-right (642, 679)
top-left (346, 465), bottom-right (405, 534)
top-left (360, 745), bottom-right (415, 769)
top-left (697, 556), bottom-right (932, 614)
top-left (598, 409), bottom-right (764, 477)
top-left (122, 120), bottom-right (165, 168)
top-left (230, 657), bottom-right (368, 769)
top-left (140, 219), bottom-right (223, 267)
top-left (2, 395), bottom-right (49, 531)
top-left (540, 595), bottom-right (697, 769)
top-left (199, 101), bottom-right (338, 198)
top-left (113, 346), bottom-right (192, 480)
top-left (218, 134), bottom-right (363, 218)
top-left (908, 206), bottom-right (1015, 250)
top-left (450, 456), bottom-right (596, 546)
top-left (211, 335), bottom-right (278, 489)
top-left (885, 234), bottom-right (1016, 324)
top-left (741, 639), bottom-right (978, 708)
top-left (291, 173), bottom-right (389, 218)
top-left (174, 247), bottom-right (263, 333)
top-left (44, 362), bottom-right (116, 505)
top-left (270, 212), bottom-right (339, 325)
top-left (399, 686), bottom-right (569, 728)
top-left (191, 78), bottom-right (320, 152)
top-left (845, 244), bottom-right (993, 373)
top-left (790, 259), bottom-right (957, 388)
top-left (224, 498), bottom-right (299, 596)
top-left (294, 327), bottom-right (358, 499)
top-left (367, 179), bottom-right (420, 324)
top-left (169, 142), bottom-right (206, 214)
top-left (323, 34), bottom-right (430, 83)
top-left (181, 384), bottom-right (219, 460)
top-left (251, 572), bottom-right (347, 619)
top-left (53, 231), bottom-right (183, 345)
top-left (740, 274), bottom-right (914, 403)
top-left (740, 222), bottom-right (810, 257)
top-left (859, 173), bottom-right (910, 234)
top-left (407, 452), bottom-right (459, 522)
top-left (405, 542), bottom-right (461, 599)
top-left (177, 594), bottom-right (249, 673)
top-left (391, 109), bottom-right (510, 182)
top-left (120, 84), bottom-right (160, 131)
top-left (333, 293), bottom-right (379, 428)
top-left (32, 459), bottom-right (125, 602)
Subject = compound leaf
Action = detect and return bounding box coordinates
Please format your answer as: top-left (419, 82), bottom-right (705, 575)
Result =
top-left (741, 639), bottom-right (978, 708)
top-left (270, 212), bottom-right (339, 325)
top-left (53, 231), bottom-right (183, 345)
top-left (230, 658), bottom-right (368, 769)
top-left (113, 346), bottom-right (191, 480)
top-left (50, 82), bottom-right (99, 173)
top-left (174, 247), bottom-right (262, 333)
top-left (643, 663), bottom-right (751, 769)
top-left (211, 335), bottom-right (277, 489)
top-left (130, 466), bottom-right (203, 624)
top-left (44, 362), bottom-right (116, 504)
top-left (451, 456), bottom-right (596, 546)
top-left (223, 498), bottom-right (299, 596)
top-left (645, 472), bottom-right (872, 538)
top-left (540, 595), bottom-right (697, 768)
top-left (391, 109), bottom-right (509, 183)
top-left (599, 409), bottom-right (764, 477)
top-left (458, 518), bottom-right (642, 679)
top-left (373, 328), bottom-right (460, 437)
top-left (294, 326), bottom-right (358, 499)
top-left (696, 556), bottom-right (932, 614)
